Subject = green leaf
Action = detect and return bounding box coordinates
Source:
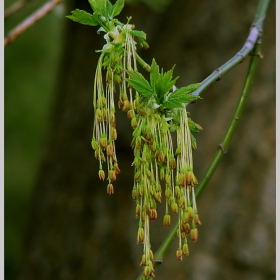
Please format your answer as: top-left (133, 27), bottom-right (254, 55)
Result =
top-left (163, 85), bottom-right (201, 109)
top-left (88, 0), bottom-right (107, 16)
top-left (109, 0), bottom-right (124, 18)
top-left (130, 30), bottom-right (146, 40)
top-left (126, 70), bottom-right (154, 99)
top-left (149, 59), bottom-right (178, 103)
top-left (66, 9), bottom-right (100, 26)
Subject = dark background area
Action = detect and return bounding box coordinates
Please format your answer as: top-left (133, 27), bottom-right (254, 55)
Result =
top-left (4, 0), bottom-right (275, 279)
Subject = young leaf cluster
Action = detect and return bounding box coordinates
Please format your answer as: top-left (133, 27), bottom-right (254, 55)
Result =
top-left (126, 59), bottom-right (200, 111)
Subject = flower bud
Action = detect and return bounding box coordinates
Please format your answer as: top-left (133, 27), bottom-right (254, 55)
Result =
top-left (193, 213), bottom-right (202, 225)
top-left (168, 156), bottom-right (176, 170)
top-left (183, 243), bottom-right (189, 255)
top-left (106, 142), bottom-right (114, 156)
top-left (110, 112), bottom-right (116, 127)
top-left (137, 227), bottom-right (145, 244)
top-left (96, 108), bottom-right (102, 121)
top-left (99, 137), bottom-right (107, 149)
top-left (113, 162), bottom-right (121, 174)
top-left (122, 99), bottom-right (130, 111)
top-left (165, 187), bottom-right (172, 199)
top-left (132, 188), bottom-right (138, 200)
top-left (127, 109), bottom-right (134, 120)
top-left (174, 185), bottom-right (180, 198)
top-left (131, 117), bottom-right (138, 129)
top-left (110, 127), bottom-right (117, 140)
top-left (190, 228), bottom-right (198, 242)
top-left (163, 214), bottom-right (171, 227)
top-left (178, 197), bottom-right (186, 209)
top-left (176, 249), bottom-right (183, 261)
top-left (134, 170), bottom-right (141, 182)
top-left (91, 139), bottom-right (98, 150)
top-left (149, 209), bottom-right (157, 220)
top-left (156, 149), bottom-right (165, 163)
top-left (187, 206), bottom-right (193, 218)
top-left (107, 183), bottom-right (114, 195)
top-left (108, 169), bottom-right (116, 181)
top-left (139, 254), bottom-right (146, 266)
top-left (135, 203), bottom-right (141, 218)
top-left (98, 169), bottom-right (106, 181)
top-left (143, 265), bottom-right (151, 278)
top-left (171, 202), bottom-right (178, 214)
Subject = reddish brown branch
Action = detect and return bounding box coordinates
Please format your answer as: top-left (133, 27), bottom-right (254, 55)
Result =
top-left (4, 0), bottom-right (64, 47)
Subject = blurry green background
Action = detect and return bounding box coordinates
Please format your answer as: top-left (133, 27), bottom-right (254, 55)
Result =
top-left (5, 1), bottom-right (65, 278)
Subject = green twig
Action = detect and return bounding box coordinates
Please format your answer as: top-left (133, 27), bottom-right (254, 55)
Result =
top-left (136, 0), bottom-right (270, 278)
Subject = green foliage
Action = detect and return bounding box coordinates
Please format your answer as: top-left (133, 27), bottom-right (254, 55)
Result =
top-left (126, 59), bottom-right (200, 110)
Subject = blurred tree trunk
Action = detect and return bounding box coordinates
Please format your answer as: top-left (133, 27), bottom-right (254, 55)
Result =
top-left (17, 0), bottom-right (275, 279)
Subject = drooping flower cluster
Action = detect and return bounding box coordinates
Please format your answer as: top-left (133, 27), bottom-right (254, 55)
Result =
top-left (67, 1), bottom-right (203, 278)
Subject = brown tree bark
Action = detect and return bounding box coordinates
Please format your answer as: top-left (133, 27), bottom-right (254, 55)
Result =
top-left (17, 0), bottom-right (275, 279)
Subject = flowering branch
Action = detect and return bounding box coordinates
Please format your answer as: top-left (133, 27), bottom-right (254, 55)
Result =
top-left (4, 0), bottom-right (64, 47)
top-left (134, 0), bottom-right (270, 278)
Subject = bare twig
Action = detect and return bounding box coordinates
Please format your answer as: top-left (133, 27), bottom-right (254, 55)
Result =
top-left (4, 0), bottom-right (64, 47)
top-left (4, 0), bottom-right (30, 19)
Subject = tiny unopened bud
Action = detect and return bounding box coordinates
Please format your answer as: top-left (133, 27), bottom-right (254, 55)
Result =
top-left (171, 202), bottom-right (179, 214)
top-left (163, 214), bottom-right (171, 227)
top-left (179, 173), bottom-right (186, 186)
top-left (108, 169), bottom-right (116, 181)
top-left (113, 162), bottom-right (121, 174)
top-left (183, 243), bottom-right (189, 255)
top-left (165, 174), bottom-right (171, 187)
top-left (190, 228), bottom-right (198, 242)
top-left (176, 249), bottom-right (183, 261)
top-left (99, 137), bottom-right (107, 149)
top-left (110, 127), bottom-right (117, 140)
top-left (156, 149), bottom-right (165, 163)
top-left (96, 108), bottom-right (102, 121)
top-left (165, 187), bottom-right (172, 199)
top-left (168, 156), bottom-right (176, 170)
top-left (178, 197), bottom-right (186, 209)
top-left (127, 109), bottom-right (134, 120)
top-left (139, 254), bottom-right (146, 266)
top-left (106, 142), bottom-right (114, 156)
top-left (110, 112), bottom-right (116, 127)
top-left (132, 189), bottom-right (138, 200)
top-left (193, 213), bottom-right (202, 225)
top-left (98, 169), bottom-right (106, 181)
top-left (122, 99), bottom-right (130, 111)
top-left (149, 250), bottom-right (154, 262)
top-left (149, 209), bottom-right (157, 220)
top-left (131, 117), bottom-right (138, 129)
top-left (91, 139), bottom-right (98, 150)
top-left (174, 185), bottom-right (180, 198)
top-left (143, 265), bottom-right (151, 278)
top-left (137, 227), bottom-right (145, 244)
top-left (107, 183), bottom-right (114, 195)
top-left (135, 203), bottom-right (141, 217)
top-left (187, 206), bottom-right (193, 218)
top-left (134, 170), bottom-right (141, 182)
